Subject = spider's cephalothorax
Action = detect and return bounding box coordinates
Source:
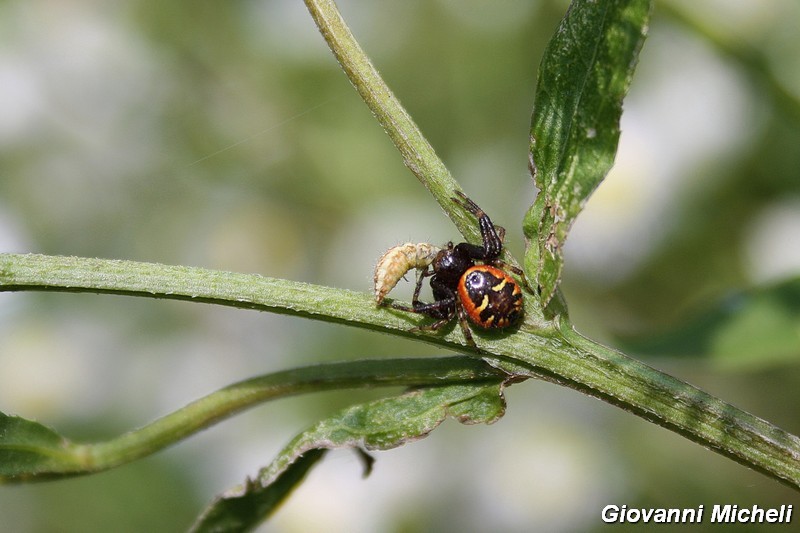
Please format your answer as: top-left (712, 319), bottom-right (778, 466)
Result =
top-left (386, 191), bottom-right (524, 347)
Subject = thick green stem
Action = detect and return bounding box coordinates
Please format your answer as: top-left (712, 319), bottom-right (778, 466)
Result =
top-left (2, 252), bottom-right (799, 489)
top-left (492, 321), bottom-right (800, 490)
top-left (0, 253), bottom-right (466, 345)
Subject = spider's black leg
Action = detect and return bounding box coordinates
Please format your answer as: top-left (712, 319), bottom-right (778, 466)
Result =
top-left (411, 266), bottom-right (433, 306)
top-left (452, 191), bottom-right (502, 260)
top-left (415, 314), bottom-right (455, 334)
top-left (452, 190), bottom-right (482, 215)
top-left (455, 300), bottom-right (477, 349)
top-left (453, 242), bottom-right (487, 262)
top-left (391, 276), bottom-right (456, 326)
top-left (490, 260), bottom-right (524, 277)
top-left (454, 191), bottom-right (530, 290)
top-left (391, 297), bottom-right (455, 325)
top-left (489, 259), bottom-right (532, 291)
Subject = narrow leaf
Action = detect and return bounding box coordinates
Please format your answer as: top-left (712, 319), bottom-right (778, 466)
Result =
top-left (0, 412), bottom-right (81, 482)
top-left (191, 449), bottom-right (327, 533)
top-left (525, 0), bottom-right (652, 305)
top-left (192, 382), bottom-right (507, 531)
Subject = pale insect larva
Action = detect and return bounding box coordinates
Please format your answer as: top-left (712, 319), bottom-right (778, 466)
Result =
top-left (373, 242), bottom-right (441, 305)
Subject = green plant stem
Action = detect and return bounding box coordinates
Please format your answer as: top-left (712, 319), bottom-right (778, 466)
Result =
top-left (71, 357), bottom-right (505, 474)
top-left (302, 0), bottom-right (481, 244)
top-left (541, 323), bottom-right (800, 490)
top-left (3, 253), bottom-right (799, 489)
top-left (0, 253), bottom-right (428, 339)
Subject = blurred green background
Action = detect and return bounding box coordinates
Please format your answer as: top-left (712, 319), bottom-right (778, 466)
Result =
top-left (2, 0), bottom-right (800, 531)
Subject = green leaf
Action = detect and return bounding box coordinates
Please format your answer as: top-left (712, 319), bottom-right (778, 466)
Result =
top-left (525, 0), bottom-right (652, 306)
top-left (191, 449), bottom-right (328, 533)
top-left (618, 278), bottom-right (800, 369)
top-left (192, 382), bottom-right (507, 532)
top-left (0, 412), bottom-right (82, 482)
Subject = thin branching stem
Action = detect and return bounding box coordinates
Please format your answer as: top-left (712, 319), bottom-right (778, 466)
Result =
top-left (302, 0), bottom-right (482, 244)
top-left (71, 358), bottom-right (505, 475)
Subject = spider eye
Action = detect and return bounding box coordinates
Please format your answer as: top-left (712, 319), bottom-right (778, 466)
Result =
top-left (465, 270), bottom-right (487, 290)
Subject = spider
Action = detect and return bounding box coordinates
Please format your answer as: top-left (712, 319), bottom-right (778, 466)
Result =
top-left (383, 191), bottom-right (524, 347)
